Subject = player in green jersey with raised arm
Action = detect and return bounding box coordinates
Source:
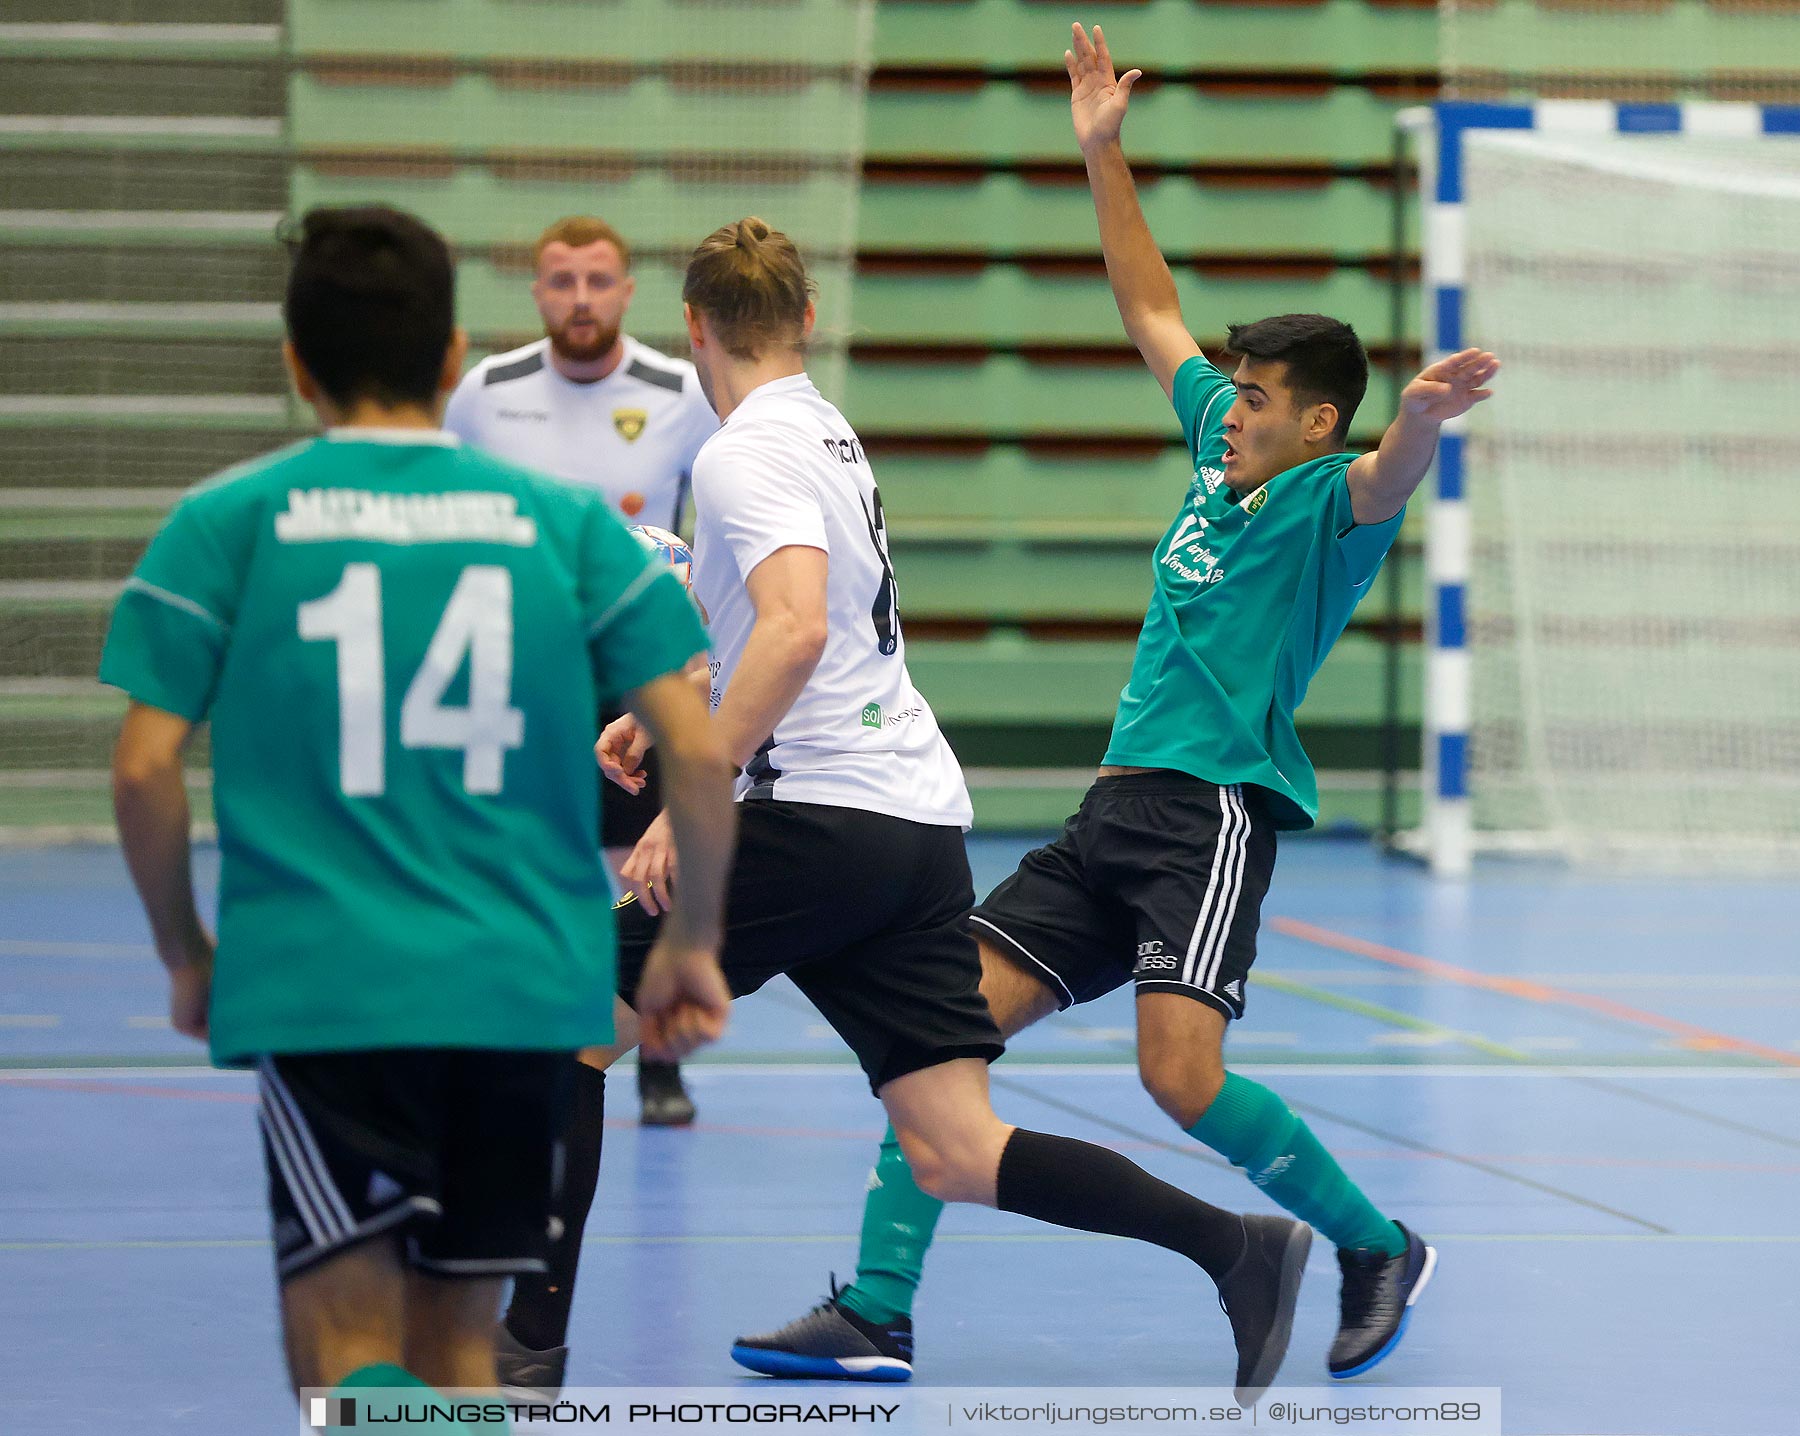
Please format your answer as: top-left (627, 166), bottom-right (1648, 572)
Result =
top-left (100, 207), bottom-right (736, 1423)
top-left (734, 24), bottom-right (1498, 1386)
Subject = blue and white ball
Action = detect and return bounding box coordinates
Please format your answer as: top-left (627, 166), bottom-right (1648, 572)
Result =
top-left (629, 524), bottom-right (694, 590)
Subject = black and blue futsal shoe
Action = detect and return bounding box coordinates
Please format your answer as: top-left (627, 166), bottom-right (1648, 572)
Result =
top-left (1328, 1221), bottom-right (1437, 1379)
top-left (730, 1276), bottom-right (913, 1382)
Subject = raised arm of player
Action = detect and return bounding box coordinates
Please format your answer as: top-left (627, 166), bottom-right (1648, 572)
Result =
top-left (624, 668), bottom-right (736, 1060)
top-left (1070, 23), bottom-right (1202, 399)
top-left (112, 701), bottom-right (214, 1041)
top-left (1346, 348), bottom-right (1500, 524)
top-left (618, 544), bottom-right (828, 917)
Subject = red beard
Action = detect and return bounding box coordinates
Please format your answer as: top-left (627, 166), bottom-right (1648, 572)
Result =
top-left (547, 316), bottom-right (620, 364)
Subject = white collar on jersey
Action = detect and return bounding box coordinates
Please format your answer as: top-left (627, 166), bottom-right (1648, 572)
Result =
top-left (324, 427), bottom-right (462, 447)
top-left (729, 372), bottom-right (818, 415)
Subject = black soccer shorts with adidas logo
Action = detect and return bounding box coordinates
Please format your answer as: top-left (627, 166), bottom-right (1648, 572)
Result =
top-left (967, 770), bottom-right (1278, 1021)
top-left (256, 1049), bottom-right (573, 1282)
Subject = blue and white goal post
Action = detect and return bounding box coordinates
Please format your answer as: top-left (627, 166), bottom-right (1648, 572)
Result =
top-left (1403, 99), bottom-right (1800, 877)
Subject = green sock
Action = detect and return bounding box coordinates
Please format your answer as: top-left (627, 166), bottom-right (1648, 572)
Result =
top-left (836, 1125), bottom-right (945, 1324)
top-left (1188, 1072), bottom-right (1405, 1258)
top-left (330, 1362), bottom-right (501, 1432)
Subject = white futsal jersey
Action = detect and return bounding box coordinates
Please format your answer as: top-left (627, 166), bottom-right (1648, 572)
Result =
top-left (444, 336), bottom-right (718, 529)
top-left (691, 374), bottom-right (973, 829)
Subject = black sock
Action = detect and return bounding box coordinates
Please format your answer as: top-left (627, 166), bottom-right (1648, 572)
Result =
top-left (995, 1127), bottom-right (1246, 1283)
top-left (506, 1063), bottom-right (605, 1352)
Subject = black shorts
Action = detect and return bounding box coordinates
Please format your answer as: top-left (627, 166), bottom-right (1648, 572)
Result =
top-left (257, 1049), bottom-right (573, 1282)
top-left (615, 801), bottom-right (1005, 1093)
top-left (970, 772), bottom-right (1278, 1021)
top-left (600, 705), bottom-right (663, 850)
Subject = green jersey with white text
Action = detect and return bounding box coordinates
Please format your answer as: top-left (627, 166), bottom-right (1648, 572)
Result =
top-left (1102, 356), bottom-right (1404, 827)
top-left (99, 430), bottom-right (708, 1065)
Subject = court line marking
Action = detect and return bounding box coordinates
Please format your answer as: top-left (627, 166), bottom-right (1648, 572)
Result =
top-left (2, 1073), bottom-right (1789, 1171)
top-left (1562, 1072), bottom-right (1800, 1154)
top-left (1255, 972), bottom-right (1531, 1061)
top-left (1269, 916), bottom-right (1800, 1068)
top-left (3, 1062), bottom-right (1798, 1081)
top-left (990, 1071), bottom-right (1233, 1173)
top-left (990, 1071), bottom-right (1671, 1235)
top-left (4, 1232), bottom-right (1795, 1254)
top-left (0, 940), bottom-right (156, 958)
top-left (1244, 977), bottom-right (1800, 1146)
top-left (1254, 969), bottom-right (1800, 990)
top-left (1283, 1095), bottom-right (1672, 1235)
top-left (1266, 921), bottom-right (1800, 1149)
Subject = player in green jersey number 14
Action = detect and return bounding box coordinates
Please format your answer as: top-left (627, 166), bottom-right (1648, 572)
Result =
top-left (101, 206), bottom-right (736, 1426)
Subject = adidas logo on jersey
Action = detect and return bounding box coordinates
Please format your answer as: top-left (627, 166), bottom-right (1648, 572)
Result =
top-left (1222, 980), bottom-right (1243, 1002)
top-left (1198, 465), bottom-right (1226, 493)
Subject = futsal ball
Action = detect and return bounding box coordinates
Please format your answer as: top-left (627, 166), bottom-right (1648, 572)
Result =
top-left (630, 524), bottom-right (694, 589)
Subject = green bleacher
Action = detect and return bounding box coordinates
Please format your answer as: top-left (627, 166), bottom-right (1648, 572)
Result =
top-left (0, 0), bottom-right (1431, 834)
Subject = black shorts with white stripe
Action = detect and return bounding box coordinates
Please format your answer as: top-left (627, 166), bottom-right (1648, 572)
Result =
top-left (968, 771), bottom-right (1277, 1021)
top-left (257, 1049), bottom-right (573, 1283)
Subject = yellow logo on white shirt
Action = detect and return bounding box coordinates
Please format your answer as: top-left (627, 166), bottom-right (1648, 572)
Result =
top-left (613, 409), bottom-right (648, 442)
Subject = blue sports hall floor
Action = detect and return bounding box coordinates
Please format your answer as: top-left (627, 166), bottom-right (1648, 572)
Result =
top-left (2, 835), bottom-right (1797, 1435)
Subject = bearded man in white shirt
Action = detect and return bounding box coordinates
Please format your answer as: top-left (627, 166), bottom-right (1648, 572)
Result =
top-left (444, 216), bottom-right (718, 1392)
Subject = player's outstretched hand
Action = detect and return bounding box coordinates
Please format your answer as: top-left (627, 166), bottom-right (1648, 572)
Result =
top-left (596, 713), bottom-right (652, 794)
top-left (621, 810), bottom-right (678, 916)
top-left (1067, 23), bottom-right (1141, 154)
top-left (1401, 348), bottom-right (1500, 424)
top-left (636, 940), bottom-right (730, 1061)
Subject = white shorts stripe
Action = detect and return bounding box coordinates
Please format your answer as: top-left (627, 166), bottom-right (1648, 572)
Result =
top-left (1179, 786), bottom-right (1240, 986)
top-left (1197, 785), bottom-right (1253, 994)
top-left (409, 1254), bottom-right (546, 1277)
top-left (970, 914), bottom-right (1075, 1009)
top-left (1192, 785), bottom-right (1248, 991)
top-left (257, 1107), bottom-right (329, 1246)
top-left (1182, 784), bottom-right (1251, 988)
top-left (259, 1060), bottom-right (356, 1234)
top-left (257, 1065), bottom-right (338, 1246)
top-left (274, 1197), bottom-right (440, 1280)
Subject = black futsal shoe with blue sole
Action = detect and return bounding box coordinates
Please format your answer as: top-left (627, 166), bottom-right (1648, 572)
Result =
top-left (1329, 1221), bottom-right (1437, 1379)
top-left (730, 1277), bottom-right (913, 1382)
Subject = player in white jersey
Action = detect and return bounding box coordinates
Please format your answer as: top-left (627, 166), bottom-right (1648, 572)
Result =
top-left (440, 217), bottom-right (717, 1390)
top-left (571, 219), bottom-right (1312, 1401)
top-left (443, 215), bottom-right (717, 532)
top-left (685, 381), bottom-right (971, 825)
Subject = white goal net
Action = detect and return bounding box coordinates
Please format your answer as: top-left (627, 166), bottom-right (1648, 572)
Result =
top-left (1459, 128), bottom-right (1800, 869)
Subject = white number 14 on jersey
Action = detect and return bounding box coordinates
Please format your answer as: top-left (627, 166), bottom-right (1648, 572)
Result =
top-left (298, 562), bottom-right (525, 797)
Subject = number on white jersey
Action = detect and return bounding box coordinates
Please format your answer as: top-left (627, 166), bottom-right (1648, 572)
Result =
top-left (299, 563), bottom-right (526, 797)
top-left (859, 488), bottom-right (899, 656)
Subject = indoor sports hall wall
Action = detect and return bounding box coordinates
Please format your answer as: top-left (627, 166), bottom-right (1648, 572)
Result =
top-left (5, 0), bottom-right (1442, 836)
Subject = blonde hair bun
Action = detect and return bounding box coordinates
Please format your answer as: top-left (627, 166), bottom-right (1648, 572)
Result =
top-left (685, 216), bottom-right (815, 361)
